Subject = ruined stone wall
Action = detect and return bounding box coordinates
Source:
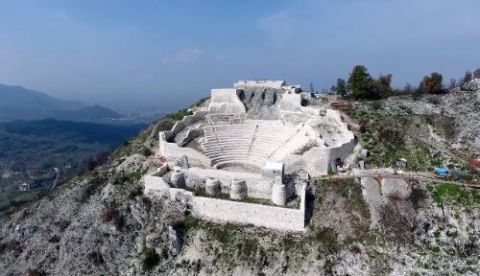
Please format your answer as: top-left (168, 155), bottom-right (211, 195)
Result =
top-left (234, 80), bottom-right (286, 89)
top-left (326, 138), bottom-right (357, 164)
top-left (170, 110), bottom-right (208, 136)
top-left (159, 134), bottom-right (211, 168)
top-left (144, 172), bottom-right (170, 197)
top-left (281, 137), bottom-right (356, 177)
top-left (186, 167), bottom-right (271, 199)
top-left (191, 185), bottom-right (306, 232)
top-left (282, 148), bottom-right (329, 176)
top-left (144, 173), bottom-right (306, 231)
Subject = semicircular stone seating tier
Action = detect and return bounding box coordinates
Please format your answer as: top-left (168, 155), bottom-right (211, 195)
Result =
top-left (202, 120), bottom-right (311, 169)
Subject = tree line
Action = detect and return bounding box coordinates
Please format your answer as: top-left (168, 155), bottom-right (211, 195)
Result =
top-left (331, 65), bottom-right (480, 100)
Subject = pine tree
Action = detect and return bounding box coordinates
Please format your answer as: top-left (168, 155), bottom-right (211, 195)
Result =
top-left (347, 65), bottom-right (372, 99)
top-left (335, 78), bottom-right (347, 98)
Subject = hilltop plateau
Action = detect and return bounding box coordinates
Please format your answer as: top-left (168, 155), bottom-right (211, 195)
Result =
top-left (0, 84), bottom-right (479, 275)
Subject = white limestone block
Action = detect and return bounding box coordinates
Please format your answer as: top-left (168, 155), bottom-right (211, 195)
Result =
top-left (271, 183), bottom-right (286, 206)
top-left (262, 161), bottom-right (284, 184)
top-left (234, 80), bottom-right (286, 89)
top-left (170, 166), bottom-right (186, 188)
top-left (208, 89), bottom-right (246, 114)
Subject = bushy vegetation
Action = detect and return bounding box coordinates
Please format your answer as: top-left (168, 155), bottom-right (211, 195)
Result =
top-left (174, 215), bottom-right (201, 232)
top-left (100, 201), bottom-right (125, 230)
top-left (418, 72), bottom-right (445, 94)
top-left (139, 146), bottom-right (152, 157)
top-left (348, 109), bottom-right (440, 170)
top-left (190, 96), bottom-right (209, 108)
top-left (78, 174), bottom-right (108, 203)
top-left (333, 78), bottom-right (347, 98)
top-left (427, 182), bottom-right (480, 207)
top-left (346, 65), bottom-right (392, 100)
top-left (332, 65), bottom-right (480, 100)
top-left (166, 109), bottom-right (193, 121)
top-left (310, 228), bottom-right (338, 254)
top-left (174, 218), bottom-right (264, 269)
top-left (316, 178), bottom-right (370, 220)
top-left (88, 250), bottom-right (105, 266)
top-left (142, 248), bottom-right (160, 271)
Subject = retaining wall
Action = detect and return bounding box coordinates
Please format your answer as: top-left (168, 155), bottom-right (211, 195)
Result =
top-left (170, 110), bottom-right (208, 135)
top-left (144, 172), bottom-right (170, 197)
top-left (191, 193), bottom-right (305, 232)
top-left (159, 133), bottom-right (211, 168)
top-left (144, 172), bottom-right (306, 232)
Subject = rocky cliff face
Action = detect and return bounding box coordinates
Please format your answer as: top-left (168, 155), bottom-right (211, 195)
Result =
top-left (381, 89), bottom-right (480, 155)
top-left (237, 88), bottom-right (283, 120)
top-left (0, 102), bottom-right (479, 275)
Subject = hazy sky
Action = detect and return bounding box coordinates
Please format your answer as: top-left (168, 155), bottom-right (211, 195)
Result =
top-left (0, 0), bottom-right (479, 112)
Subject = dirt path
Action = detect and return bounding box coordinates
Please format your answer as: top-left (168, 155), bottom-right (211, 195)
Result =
top-left (321, 169), bottom-right (480, 189)
top-left (360, 177), bottom-right (383, 229)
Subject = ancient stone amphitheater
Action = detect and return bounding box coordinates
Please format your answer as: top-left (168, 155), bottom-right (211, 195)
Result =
top-left (144, 80), bottom-right (356, 231)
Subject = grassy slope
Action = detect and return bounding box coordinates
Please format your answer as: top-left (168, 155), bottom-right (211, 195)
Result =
top-left (346, 104), bottom-right (467, 171)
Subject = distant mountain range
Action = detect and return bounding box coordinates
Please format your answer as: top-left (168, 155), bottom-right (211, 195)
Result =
top-left (0, 83), bottom-right (121, 123)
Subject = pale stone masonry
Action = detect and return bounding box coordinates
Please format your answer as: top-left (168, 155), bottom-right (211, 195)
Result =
top-left (144, 81), bottom-right (356, 231)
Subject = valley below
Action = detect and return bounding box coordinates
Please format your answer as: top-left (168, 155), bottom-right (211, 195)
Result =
top-left (0, 119), bottom-right (145, 213)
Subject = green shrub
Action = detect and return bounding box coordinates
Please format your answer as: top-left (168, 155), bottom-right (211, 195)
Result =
top-left (166, 109), bottom-right (193, 121)
top-left (430, 183), bottom-right (480, 206)
top-left (313, 228), bottom-right (338, 254)
top-left (207, 226), bottom-right (232, 244)
top-left (140, 146), bottom-right (152, 157)
top-left (78, 175), bottom-right (106, 203)
top-left (100, 206), bottom-right (124, 230)
top-left (237, 237), bottom-right (258, 257)
top-left (128, 186), bottom-right (143, 199)
top-left (88, 250), bottom-right (105, 266)
top-left (142, 248), bottom-right (160, 271)
top-left (173, 215), bottom-right (200, 232)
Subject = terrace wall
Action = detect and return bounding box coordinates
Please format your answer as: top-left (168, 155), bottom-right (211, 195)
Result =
top-left (144, 172), bottom-right (306, 232)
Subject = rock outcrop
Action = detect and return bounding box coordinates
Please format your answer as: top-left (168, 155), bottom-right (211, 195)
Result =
top-left (462, 78), bottom-right (480, 91)
top-left (382, 89), bottom-right (480, 154)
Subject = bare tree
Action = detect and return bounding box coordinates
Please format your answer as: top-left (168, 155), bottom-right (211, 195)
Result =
top-left (449, 79), bottom-right (457, 90)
